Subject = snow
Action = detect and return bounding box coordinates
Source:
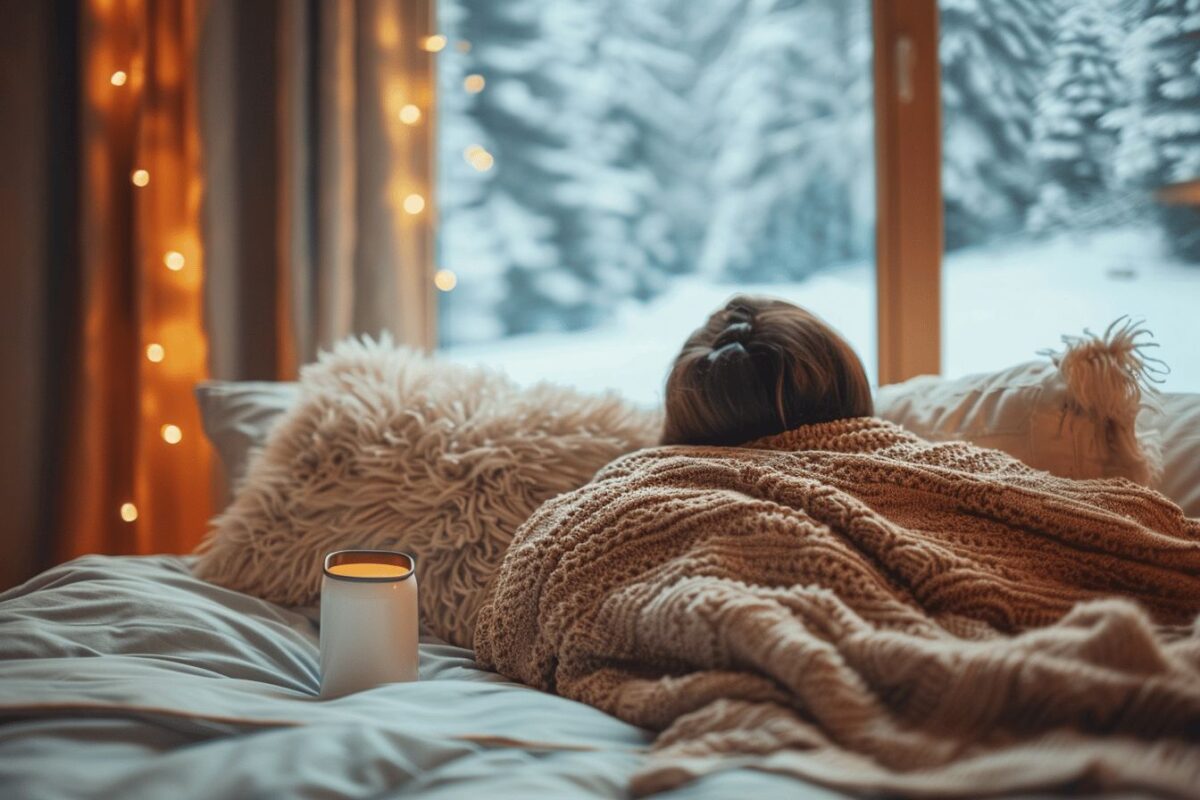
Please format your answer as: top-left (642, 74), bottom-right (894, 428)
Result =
top-left (444, 226), bottom-right (1200, 405)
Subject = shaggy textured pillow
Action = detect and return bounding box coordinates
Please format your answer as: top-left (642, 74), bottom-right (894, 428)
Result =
top-left (195, 336), bottom-right (661, 647)
top-left (876, 319), bottom-right (1163, 486)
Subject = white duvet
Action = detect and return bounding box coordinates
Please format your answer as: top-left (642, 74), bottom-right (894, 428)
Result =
top-left (0, 555), bottom-right (841, 799)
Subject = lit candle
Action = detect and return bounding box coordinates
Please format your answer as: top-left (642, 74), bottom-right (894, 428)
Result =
top-left (320, 549), bottom-right (419, 697)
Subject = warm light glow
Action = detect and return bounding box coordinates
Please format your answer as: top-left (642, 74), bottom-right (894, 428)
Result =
top-left (327, 562), bottom-right (411, 579)
top-left (120, 502), bottom-right (138, 523)
top-left (421, 34), bottom-right (447, 52)
top-left (376, 17), bottom-right (400, 48)
top-left (164, 250), bottom-right (186, 271)
top-left (146, 343), bottom-right (165, 363)
top-left (160, 424), bottom-right (182, 445)
top-left (456, 40), bottom-right (472, 53)
top-left (399, 104), bottom-right (422, 125)
top-left (464, 145), bottom-right (494, 172)
top-left (131, 169), bottom-right (150, 187)
top-left (471, 152), bottom-right (494, 171)
top-left (434, 269), bottom-right (458, 292)
top-left (464, 74), bottom-right (486, 94)
top-left (110, 70), bottom-right (128, 87)
top-left (403, 193), bottom-right (425, 214)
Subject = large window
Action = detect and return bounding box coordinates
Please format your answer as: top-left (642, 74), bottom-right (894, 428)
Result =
top-left (436, 0), bottom-right (875, 404)
top-left (434, 0), bottom-right (1200, 397)
top-left (939, 0), bottom-right (1200, 391)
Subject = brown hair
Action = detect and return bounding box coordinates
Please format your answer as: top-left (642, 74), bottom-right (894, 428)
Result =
top-left (662, 296), bottom-right (873, 446)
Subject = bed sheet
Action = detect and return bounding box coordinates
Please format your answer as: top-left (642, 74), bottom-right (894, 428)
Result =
top-left (0, 554), bottom-right (845, 800)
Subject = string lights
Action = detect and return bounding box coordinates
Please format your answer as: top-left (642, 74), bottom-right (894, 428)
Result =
top-left (89, 1), bottom-right (213, 547)
top-left (434, 269), bottom-right (458, 292)
top-left (163, 250), bottom-right (185, 271)
top-left (420, 34), bottom-right (447, 53)
top-left (464, 144), bottom-right (494, 172)
top-left (399, 104), bottom-right (421, 125)
top-left (403, 193), bottom-right (425, 214)
top-left (463, 74), bottom-right (485, 94)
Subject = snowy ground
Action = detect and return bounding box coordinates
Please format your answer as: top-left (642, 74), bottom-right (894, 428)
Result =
top-left (443, 226), bottom-right (1200, 404)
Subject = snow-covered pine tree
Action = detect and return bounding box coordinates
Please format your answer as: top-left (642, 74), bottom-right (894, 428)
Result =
top-left (439, 0), bottom-right (692, 340)
top-left (538, 0), bottom-right (686, 314)
top-left (1029, 3), bottom-right (1125, 220)
top-left (437, 0), bottom-right (568, 342)
top-left (939, 0), bottom-right (1058, 249)
top-left (1107, 0), bottom-right (1200, 261)
top-left (691, 0), bottom-right (874, 283)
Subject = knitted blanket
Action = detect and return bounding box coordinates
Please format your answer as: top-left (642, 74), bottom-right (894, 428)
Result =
top-left (474, 418), bottom-right (1200, 797)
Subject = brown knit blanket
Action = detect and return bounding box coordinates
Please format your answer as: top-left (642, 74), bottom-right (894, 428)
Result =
top-left (474, 418), bottom-right (1200, 797)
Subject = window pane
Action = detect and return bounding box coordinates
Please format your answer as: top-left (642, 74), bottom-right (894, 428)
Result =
top-left (437, 0), bottom-right (876, 403)
top-left (939, 0), bottom-right (1200, 391)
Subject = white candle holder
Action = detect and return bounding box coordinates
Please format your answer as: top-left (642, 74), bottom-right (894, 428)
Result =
top-left (320, 549), bottom-right (419, 698)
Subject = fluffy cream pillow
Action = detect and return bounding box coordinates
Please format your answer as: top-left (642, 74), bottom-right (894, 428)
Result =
top-left (876, 319), bottom-right (1162, 485)
top-left (195, 336), bottom-right (661, 647)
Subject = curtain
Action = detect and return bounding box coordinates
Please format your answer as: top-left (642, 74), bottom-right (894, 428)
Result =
top-left (25, 0), bottom-right (435, 573)
top-left (200, 0), bottom-right (436, 381)
top-left (58, 0), bottom-right (212, 561)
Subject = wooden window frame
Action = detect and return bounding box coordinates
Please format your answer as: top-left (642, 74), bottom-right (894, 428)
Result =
top-left (872, 0), bottom-right (942, 385)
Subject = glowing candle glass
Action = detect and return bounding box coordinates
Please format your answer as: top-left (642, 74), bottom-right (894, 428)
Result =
top-left (320, 549), bottom-right (419, 698)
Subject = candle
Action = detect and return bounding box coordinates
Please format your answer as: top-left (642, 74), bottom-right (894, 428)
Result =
top-left (320, 549), bottom-right (419, 697)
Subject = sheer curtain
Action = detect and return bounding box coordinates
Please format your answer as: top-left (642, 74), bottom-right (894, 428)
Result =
top-left (200, 0), bottom-right (435, 380)
top-left (14, 0), bottom-right (435, 577)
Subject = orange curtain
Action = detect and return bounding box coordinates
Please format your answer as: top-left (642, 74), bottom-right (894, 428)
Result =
top-left (56, 0), bottom-right (437, 563)
top-left (62, 0), bottom-right (211, 560)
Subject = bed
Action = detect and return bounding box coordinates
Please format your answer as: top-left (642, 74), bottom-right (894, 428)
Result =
top-left (4, 336), bottom-right (1198, 799)
top-left (0, 553), bottom-right (844, 799)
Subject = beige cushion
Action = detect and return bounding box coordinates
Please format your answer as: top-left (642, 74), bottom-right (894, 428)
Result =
top-left (1139, 393), bottom-right (1200, 517)
top-left (194, 337), bottom-right (661, 647)
top-left (875, 360), bottom-right (1153, 482)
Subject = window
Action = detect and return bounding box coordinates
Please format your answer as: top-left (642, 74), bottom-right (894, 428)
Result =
top-left (939, 0), bottom-right (1200, 391)
top-left (436, 0), bottom-right (876, 403)
top-left (434, 0), bottom-right (1200, 395)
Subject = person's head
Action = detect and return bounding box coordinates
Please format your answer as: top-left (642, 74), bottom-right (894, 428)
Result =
top-left (662, 296), bottom-right (873, 446)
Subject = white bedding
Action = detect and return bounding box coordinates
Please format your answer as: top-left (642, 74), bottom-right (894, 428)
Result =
top-left (0, 555), bottom-right (844, 799)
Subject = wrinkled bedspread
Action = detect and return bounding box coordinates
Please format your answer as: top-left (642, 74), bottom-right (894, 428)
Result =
top-left (0, 554), bottom-right (847, 800)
